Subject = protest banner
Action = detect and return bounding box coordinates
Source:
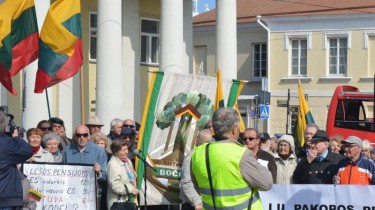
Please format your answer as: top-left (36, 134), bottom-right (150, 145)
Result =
top-left (23, 163), bottom-right (96, 210)
top-left (260, 184), bottom-right (375, 210)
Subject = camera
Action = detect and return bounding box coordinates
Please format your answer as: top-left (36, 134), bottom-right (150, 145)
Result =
top-left (0, 106), bottom-right (19, 137)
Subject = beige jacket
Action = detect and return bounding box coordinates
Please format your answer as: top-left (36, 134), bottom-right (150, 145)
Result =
top-left (107, 156), bottom-right (137, 209)
top-left (274, 153), bottom-right (297, 184)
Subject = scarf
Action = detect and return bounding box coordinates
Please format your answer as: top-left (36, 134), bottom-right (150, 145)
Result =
top-left (32, 146), bottom-right (40, 155)
top-left (121, 157), bottom-right (136, 184)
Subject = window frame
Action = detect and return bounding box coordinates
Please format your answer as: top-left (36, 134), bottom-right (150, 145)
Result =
top-left (290, 39), bottom-right (308, 76)
top-left (89, 11), bottom-right (97, 62)
top-left (252, 43), bottom-right (267, 79)
top-left (140, 17), bottom-right (160, 65)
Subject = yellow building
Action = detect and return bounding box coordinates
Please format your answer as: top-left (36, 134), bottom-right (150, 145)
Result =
top-left (193, 0), bottom-right (375, 135)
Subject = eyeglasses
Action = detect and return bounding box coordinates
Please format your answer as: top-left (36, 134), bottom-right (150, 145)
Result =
top-left (40, 127), bottom-right (51, 131)
top-left (123, 124), bottom-right (135, 128)
top-left (76, 133), bottom-right (89, 138)
top-left (243, 137), bottom-right (258, 141)
top-left (123, 136), bottom-right (134, 140)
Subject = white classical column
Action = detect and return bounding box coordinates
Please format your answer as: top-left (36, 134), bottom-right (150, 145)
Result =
top-left (122, 0), bottom-right (140, 121)
top-left (96, 0), bottom-right (123, 134)
top-left (22, 0), bottom-right (51, 129)
top-left (183, 0), bottom-right (193, 74)
top-left (160, 0), bottom-right (186, 74)
top-left (216, 0), bottom-right (237, 79)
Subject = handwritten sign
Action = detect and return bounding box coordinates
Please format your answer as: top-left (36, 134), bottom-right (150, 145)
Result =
top-left (23, 163), bottom-right (96, 210)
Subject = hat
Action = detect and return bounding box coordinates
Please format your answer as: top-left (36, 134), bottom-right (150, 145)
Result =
top-left (86, 115), bottom-right (104, 127)
top-left (278, 134), bottom-right (295, 150)
top-left (121, 127), bottom-right (136, 137)
top-left (342, 136), bottom-right (363, 149)
top-left (311, 130), bottom-right (329, 143)
top-left (260, 132), bottom-right (271, 142)
top-left (49, 117), bottom-right (64, 127)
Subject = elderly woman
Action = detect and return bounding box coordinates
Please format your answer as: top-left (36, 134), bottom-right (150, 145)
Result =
top-left (43, 133), bottom-right (63, 163)
top-left (92, 132), bottom-right (112, 161)
top-left (26, 128), bottom-right (54, 163)
top-left (107, 140), bottom-right (139, 210)
top-left (329, 135), bottom-right (343, 154)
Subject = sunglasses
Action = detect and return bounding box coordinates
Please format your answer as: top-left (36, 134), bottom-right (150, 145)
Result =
top-left (76, 133), bottom-right (89, 138)
top-left (243, 137), bottom-right (258, 141)
top-left (123, 124), bottom-right (135, 128)
top-left (40, 127), bottom-right (51, 131)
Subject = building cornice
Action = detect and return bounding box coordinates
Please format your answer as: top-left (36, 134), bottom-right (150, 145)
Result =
top-left (262, 14), bottom-right (375, 32)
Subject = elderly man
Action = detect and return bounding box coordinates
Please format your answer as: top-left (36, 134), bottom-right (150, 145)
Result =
top-left (85, 115), bottom-right (104, 135)
top-left (180, 129), bottom-right (212, 210)
top-left (62, 125), bottom-right (108, 209)
top-left (0, 111), bottom-right (33, 209)
top-left (191, 108), bottom-right (272, 210)
top-left (274, 135), bottom-right (297, 184)
top-left (243, 128), bottom-right (277, 183)
top-left (107, 118), bottom-right (123, 141)
top-left (293, 130), bottom-right (343, 184)
top-left (296, 124), bottom-right (320, 160)
top-left (335, 136), bottom-right (375, 185)
top-left (62, 124), bottom-right (107, 179)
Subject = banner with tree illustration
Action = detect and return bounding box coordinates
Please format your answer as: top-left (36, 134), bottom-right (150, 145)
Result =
top-left (136, 72), bottom-right (239, 205)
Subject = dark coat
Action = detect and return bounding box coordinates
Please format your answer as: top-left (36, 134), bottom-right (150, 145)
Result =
top-left (293, 150), bottom-right (344, 184)
top-left (0, 134), bottom-right (33, 208)
top-left (257, 149), bottom-right (278, 183)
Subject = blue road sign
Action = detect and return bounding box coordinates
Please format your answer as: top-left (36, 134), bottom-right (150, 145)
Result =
top-left (259, 105), bottom-right (270, 119)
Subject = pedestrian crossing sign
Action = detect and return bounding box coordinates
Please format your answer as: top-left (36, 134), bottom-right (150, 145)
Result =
top-left (259, 105), bottom-right (270, 119)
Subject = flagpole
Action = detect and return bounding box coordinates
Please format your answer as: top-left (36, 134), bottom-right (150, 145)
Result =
top-left (45, 89), bottom-right (51, 119)
top-left (80, 65), bottom-right (85, 124)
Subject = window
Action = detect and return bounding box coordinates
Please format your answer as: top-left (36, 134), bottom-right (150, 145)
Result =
top-left (89, 12), bottom-right (97, 62)
top-left (141, 19), bottom-right (160, 65)
top-left (329, 38), bottom-right (347, 75)
top-left (253, 43), bottom-right (267, 78)
top-left (291, 40), bottom-right (307, 76)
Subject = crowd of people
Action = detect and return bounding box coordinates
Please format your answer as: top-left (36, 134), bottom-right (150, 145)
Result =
top-left (1, 107), bottom-right (375, 210)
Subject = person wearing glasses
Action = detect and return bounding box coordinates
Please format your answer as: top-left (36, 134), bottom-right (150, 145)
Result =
top-left (107, 118), bottom-right (123, 141)
top-left (334, 136), bottom-right (375, 185)
top-left (293, 130), bottom-right (343, 184)
top-left (36, 120), bottom-right (52, 135)
top-left (86, 115), bottom-right (104, 135)
top-left (242, 128), bottom-right (277, 183)
top-left (121, 127), bottom-right (137, 165)
top-left (62, 124), bottom-right (107, 180)
top-left (62, 125), bottom-right (108, 209)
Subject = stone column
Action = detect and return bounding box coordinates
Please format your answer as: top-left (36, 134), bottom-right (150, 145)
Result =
top-left (96, 0), bottom-right (123, 133)
top-left (216, 0), bottom-right (237, 79)
top-left (160, 0), bottom-right (186, 74)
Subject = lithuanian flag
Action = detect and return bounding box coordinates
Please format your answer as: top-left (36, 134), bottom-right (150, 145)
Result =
top-left (0, 0), bottom-right (39, 95)
top-left (27, 187), bottom-right (43, 202)
top-left (214, 70), bottom-right (224, 110)
top-left (34, 0), bottom-right (82, 93)
top-left (294, 80), bottom-right (315, 146)
top-left (227, 79), bottom-right (246, 132)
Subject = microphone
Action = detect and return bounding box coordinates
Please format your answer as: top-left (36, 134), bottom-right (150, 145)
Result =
top-left (134, 149), bottom-right (156, 172)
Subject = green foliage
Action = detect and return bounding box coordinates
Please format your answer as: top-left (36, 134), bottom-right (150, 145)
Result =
top-left (156, 90), bottom-right (213, 130)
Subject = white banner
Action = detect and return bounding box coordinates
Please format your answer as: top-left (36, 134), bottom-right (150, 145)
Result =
top-left (23, 163), bottom-right (96, 210)
top-left (260, 184), bottom-right (375, 210)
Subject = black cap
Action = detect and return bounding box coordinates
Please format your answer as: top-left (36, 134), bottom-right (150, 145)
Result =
top-left (260, 132), bottom-right (271, 142)
top-left (49, 117), bottom-right (64, 127)
top-left (311, 130), bottom-right (329, 142)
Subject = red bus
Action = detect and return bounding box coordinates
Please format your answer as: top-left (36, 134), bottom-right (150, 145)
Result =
top-left (326, 85), bottom-right (375, 143)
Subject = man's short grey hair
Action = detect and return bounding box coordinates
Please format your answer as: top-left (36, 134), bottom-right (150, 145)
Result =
top-left (197, 129), bottom-right (212, 142)
top-left (110, 118), bottom-right (123, 129)
top-left (306, 123), bottom-right (320, 131)
top-left (212, 107), bottom-right (239, 136)
top-left (0, 111), bottom-right (9, 133)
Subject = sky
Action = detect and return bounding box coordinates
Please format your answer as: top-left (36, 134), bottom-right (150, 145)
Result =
top-left (197, 0), bottom-right (216, 14)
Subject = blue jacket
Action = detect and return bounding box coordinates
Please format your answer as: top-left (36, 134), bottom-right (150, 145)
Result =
top-left (0, 134), bottom-right (33, 208)
top-left (62, 141), bottom-right (107, 181)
